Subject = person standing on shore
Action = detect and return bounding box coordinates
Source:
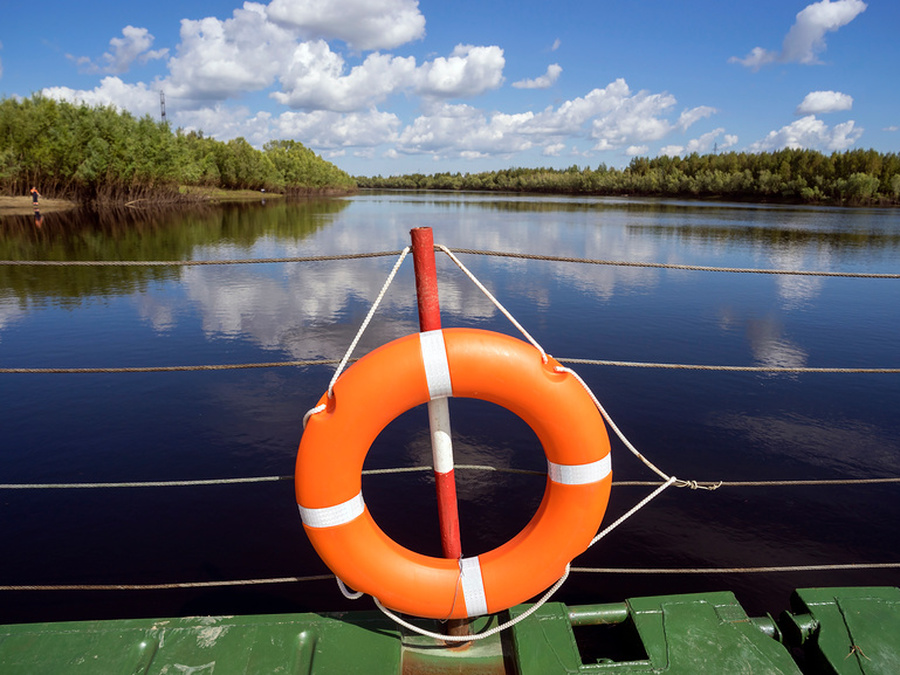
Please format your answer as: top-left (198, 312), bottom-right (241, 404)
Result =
top-left (30, 187), bottom-right (40, 207)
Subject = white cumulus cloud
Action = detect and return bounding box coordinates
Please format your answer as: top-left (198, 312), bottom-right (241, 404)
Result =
top-left (585, 84), bottom-right (712, 151)
top-left (69, 26), bottom-right (168, 75)
top-left (678, 106), bottom-right (717, 130)
top-left (731, 0), bottom-right (867, 69)
top-left (391, 77), bottom-right (719, 161)
top-left (172, 104), bottom-right (401, 150)
top-left (39, 0), bottom-right (731, 171)
top-left (272, 109), bottom-right (401, 148)
top-left (42, 77), bottom-right (161, 117)
top-left (660, 128), bottom-right (738, 157)
top-left (156, 0), bottom-right (503, 112)
top-left (397, 102), bottom-right (534, 157)
top-left (748, 115), bottom-right (862, 152)
top-left (796, 90), bottom-right (853, 114)
top-left (542, 143), bottom-right (566, 156)
top-left (273, 43), bottom-right (417, 111)
top-left (166, 3), bottom-right (295, 100)
top-left (512, 64), bottom-right (562, 89)
top-left (272, 43), bottom-right (504, 111)
top-left (105, 26), bottom-right (169, 73)
top-left (266, 0), bottom-right (425, 51)
top-left (414, 45), bottom-right (505, 99)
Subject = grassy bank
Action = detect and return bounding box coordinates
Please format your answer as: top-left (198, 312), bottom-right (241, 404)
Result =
top-left (0, 195), bottom-right (77, 216)
top-left (0, 185), bottom-right (360, 217)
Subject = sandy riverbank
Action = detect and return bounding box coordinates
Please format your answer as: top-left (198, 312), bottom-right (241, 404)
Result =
top-left (0, 195), bottom-right (77, 216)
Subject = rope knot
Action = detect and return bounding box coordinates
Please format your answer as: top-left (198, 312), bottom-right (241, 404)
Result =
top-left (674, 478), bottom-right (723, 491)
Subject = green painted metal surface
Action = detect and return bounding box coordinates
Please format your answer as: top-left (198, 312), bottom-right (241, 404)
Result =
top-left (0, 612), bottom-right (403, 675)
top-left (2, 588), bottom-right (899, 674)
top-left (511, 592), bottom-right (801, 674)
top-left (782, 587), bottom-right (900, 675)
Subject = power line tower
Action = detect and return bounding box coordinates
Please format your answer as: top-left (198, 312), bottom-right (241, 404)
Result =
top-left (160, 91), bottom-right (167, 123)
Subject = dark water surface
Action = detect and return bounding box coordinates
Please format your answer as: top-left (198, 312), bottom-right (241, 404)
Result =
top-left (1, 193), bottom-right (899, 624)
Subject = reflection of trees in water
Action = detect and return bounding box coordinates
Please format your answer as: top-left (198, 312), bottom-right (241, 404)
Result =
top-left (628, 220), bottom-right (900, 252)
top-left (0, 200), bottom-right (349, 302)
top-left (365, 191), bottom-right (900, 253)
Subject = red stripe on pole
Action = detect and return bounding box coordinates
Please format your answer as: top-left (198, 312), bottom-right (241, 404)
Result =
top-left (411, 227), bottom-right (442, 333)
top-left (435, 469), bottom-right (462, 559)
top-left (411, 227), bottom-right (463, 561)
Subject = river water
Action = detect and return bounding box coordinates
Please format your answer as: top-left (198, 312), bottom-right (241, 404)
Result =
top-left (1, 192), bottom-right (899, 625)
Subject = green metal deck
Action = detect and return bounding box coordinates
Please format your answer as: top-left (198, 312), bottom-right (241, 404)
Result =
top-left (1, 587), bottom-right (898, 674)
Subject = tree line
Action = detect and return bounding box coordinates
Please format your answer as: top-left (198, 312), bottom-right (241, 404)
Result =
top-left (0, 95), bottom-right (356, 202)
top-left (358, 149), bottom-right (900, 206)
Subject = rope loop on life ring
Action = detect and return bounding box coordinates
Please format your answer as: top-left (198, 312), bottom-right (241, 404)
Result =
top-left (295, 328), bottom-right (612, 619)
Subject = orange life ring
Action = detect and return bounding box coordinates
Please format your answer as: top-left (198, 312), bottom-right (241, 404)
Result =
top-left (295, 328), bottom-right (612, 619)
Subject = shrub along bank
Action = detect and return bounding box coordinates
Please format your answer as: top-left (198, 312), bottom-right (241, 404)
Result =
top-left (0, 95), bottom-right (356, 203)
top-left (358, 149), bottom-right (900, 206)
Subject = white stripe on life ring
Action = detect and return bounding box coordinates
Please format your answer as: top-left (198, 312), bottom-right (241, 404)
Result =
top-left (547, 455), bottom-right (611, 485)
top-left (459, 556), bottom-right (488, 617)
top-left (299, 492), bottom-right (365, 528)
top-left (419, 330), bottom-right (453, 399)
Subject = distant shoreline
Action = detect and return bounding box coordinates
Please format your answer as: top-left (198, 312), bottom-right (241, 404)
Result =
top-left (0, 187), bottom-right (359, 218)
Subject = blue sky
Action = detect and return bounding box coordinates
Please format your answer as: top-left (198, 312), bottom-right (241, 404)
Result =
top-left (1, 0), bottom-right (897, 176)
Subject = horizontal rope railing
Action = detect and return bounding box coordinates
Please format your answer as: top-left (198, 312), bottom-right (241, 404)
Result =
top-left (0, 576), bottom-right (334, 592)
top-left (2, 247), bottom-right (897, 278)
top-left (0, 476), bottom-right (292, 490)
top-left (3, 467), bottom-right (899, 491)
top-left (3, 248), bottom-right (897, 604)
top-left (3, 357), bottom-right (898, 375)
top-left (0, 359), bottom-right (343, 374)
top-left (571, 562), bottom-right (900, 575)
top-left (0, 251), bottom-right (405, 266)
top-left (3, 562), bottom-right (897, 592)
top-left (446, 248), bottom-right (900, 279)
top-left (558, 358), bottom-right (900, 374)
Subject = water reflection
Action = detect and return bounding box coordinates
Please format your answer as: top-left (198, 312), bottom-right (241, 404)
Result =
top-left (745, 317), bottom-right (808, 371)
top-left (0, 296), bottom-right (26, 337)
top-left (710, 411), bottom-right (900, 478)
top-left (0, 199), bottom-right (349, 302)
top-left (1, 193), bottom-right (898, 624)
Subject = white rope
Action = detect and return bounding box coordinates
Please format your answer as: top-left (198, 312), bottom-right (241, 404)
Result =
top-left (7, 471), bottom-right (900, 491)
top-left (400, 476), bottom-right (675, 641)
top-left (368, 248), bottom-right (688, 641)
top-left (373, 564), bottom-right (572, 643)
top-left (373, 469), bottom-right (675, 642)
top-left (302, 404), bottom-right (327, 429)
top-left (298, 246), bottom-right (412, 430)
top-left (326, 247), bottom-right (410, 398)
top-left (337, 577), bottom-right (364, 599)
top-left (572, 562), bottom-right (900, 575)
top-left (555, 365), bottom-right (719, 492)
top-left (436, 245), bottom-right (548, 363)
top-left (590, 477), bottom-right (678, 547)
top-left (300, 242), bottom-right (695, 641)
top-left (554, 365), bottom-right (671, 482)
top-left (5, 560), bottom-right (899, 592)
top-left (0, 476), bottom-right (289, 489)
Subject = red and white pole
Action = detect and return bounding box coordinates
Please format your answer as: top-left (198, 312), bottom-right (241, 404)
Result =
top-left (410, 227), bottom-right (462, 561)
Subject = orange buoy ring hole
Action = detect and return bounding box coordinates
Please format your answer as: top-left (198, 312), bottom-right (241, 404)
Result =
top-left (295, 328), bottom-right (612, 619)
